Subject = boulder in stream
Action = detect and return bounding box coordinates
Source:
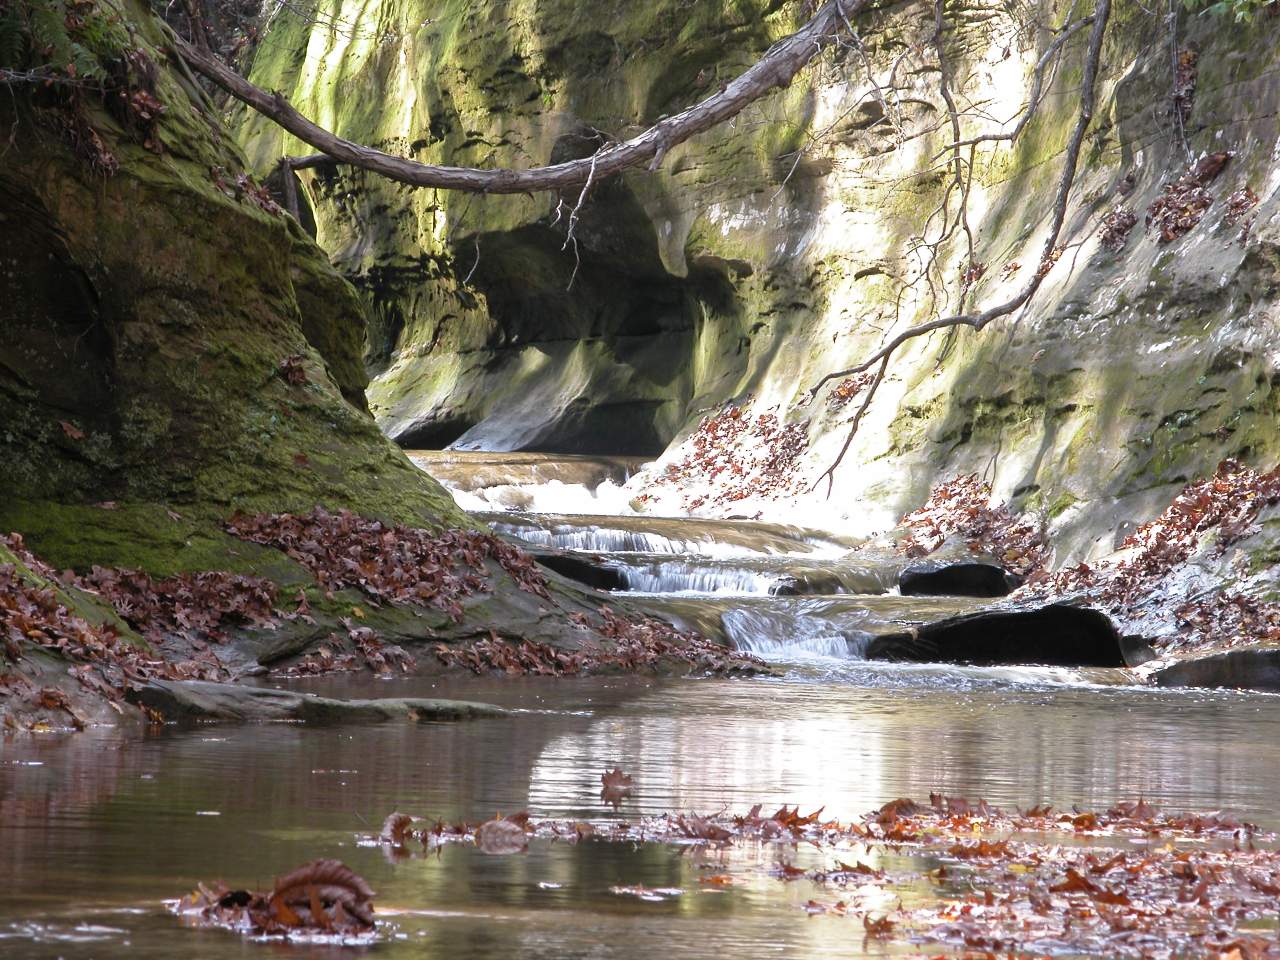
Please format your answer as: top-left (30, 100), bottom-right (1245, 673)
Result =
top-left (131, 680), bottom-right (509, 724)
top-left (897, 561), bottom-right (1020, 599)
top-left (866, 603), bottom-right (1148, 668)
top-left (1151, 647), bottom-right (1280, 692)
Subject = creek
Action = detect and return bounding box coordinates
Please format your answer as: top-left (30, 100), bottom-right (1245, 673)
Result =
top-left (2, 452), bottom-right (1279, 959)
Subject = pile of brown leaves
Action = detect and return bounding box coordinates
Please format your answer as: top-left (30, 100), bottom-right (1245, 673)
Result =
top-left (278, 353), bottom-right (308, 385)
top-left (898, 475), bottom-right (1046, 577)
top-left (1174, 590), bottom-right (1280, 650)
top-left (433, 632), bottom-right (587, 676)
top-left (1146, 152), bottom-right (1230, 244)
top-left (77, 566), bottom-right (277, 645)
top-left (210, 166), bottom-right (283, 216)
top-left (433, 608), bottom-right (762, 677)
top-left (1098, 205), bottom-right (1137, 253)
top-left (649, 404), bottom-right (809, 509)
top-left (274, 623), bottom-right (416, 678)
top-left (1025, 460), bottom-right (1280, 649)
top-left (1225, 187), bottom-right (1260, 224)
top-left (594, 606), bottom-right (761, 672)
top-left (826, 371), bottom-right (875, 411)
top-left (2, 534), bottom-right (233, 726)
top-left (226, 508), bottom-right (550, 621)
top-left (175, 859), bottom-right (375, 941)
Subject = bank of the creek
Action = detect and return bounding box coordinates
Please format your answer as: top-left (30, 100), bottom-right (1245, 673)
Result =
top-left (4, 452), bottom-right (1280, 958)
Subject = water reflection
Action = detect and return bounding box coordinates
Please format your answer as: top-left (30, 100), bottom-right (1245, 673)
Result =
top-left (2, 669), bottom-right (1279, 959)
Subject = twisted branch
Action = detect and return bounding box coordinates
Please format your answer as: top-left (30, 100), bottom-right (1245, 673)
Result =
top-left (174, 0), bottom-right (869, 194)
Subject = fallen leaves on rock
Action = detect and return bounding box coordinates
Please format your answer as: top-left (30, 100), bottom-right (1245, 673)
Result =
top-left (1024, 459), bottom-right (1280, 651)
top-left (1225, 186), bottom-right (1260, 224)
top-left (432, 608), bottom-right (761, 677)
top-left (649, 402), bottom-right (809, 509)
top-left (1098, 205), bottom-right (1137, 253)
top-left (78, 566), bottom-right (277, 646)
top-left (278, 353), bottom-right (308, 385)
top-left (826, 371), bottom-right (875, 411)
top-left (1146, 152), bottom-right (1230, 244)
top-left (275, 623), bottom-right (416, 679)
top-left (227, 508), bottom-right (550, 621)
top-left (175, 859), bottom-right (375, 941)
top-left (1, 534), bottom-right (238, 726)
top-left (898, 474), bottom-right (1046, 577)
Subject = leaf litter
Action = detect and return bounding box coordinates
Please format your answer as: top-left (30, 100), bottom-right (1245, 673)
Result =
top-left (328, 793), bottom-right (1280, 957)
top-left (174, 859), bottom-right (375, 943)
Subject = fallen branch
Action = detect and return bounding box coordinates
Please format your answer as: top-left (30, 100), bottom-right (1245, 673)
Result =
top-left (174, 0), bottom-right (868, 194)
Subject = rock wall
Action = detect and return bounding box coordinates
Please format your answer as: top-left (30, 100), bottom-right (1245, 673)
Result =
top-left (237, 0), bottom-right (1280, 559)
top-left (0, 0), bottom-right (467, 577)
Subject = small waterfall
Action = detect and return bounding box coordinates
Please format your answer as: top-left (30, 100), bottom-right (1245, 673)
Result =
top-left (721, 608), bottom-right (871, 660)
top-left (491, 523), bottom-right (824, 559)
top-left (613, 561), bottom-right (780, 595)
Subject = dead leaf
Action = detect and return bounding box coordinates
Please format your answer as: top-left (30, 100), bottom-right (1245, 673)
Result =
top-left (476, 817), bottom-right (528, 855)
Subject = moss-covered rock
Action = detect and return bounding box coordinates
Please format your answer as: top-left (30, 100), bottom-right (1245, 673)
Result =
top-left (0, 0), bottom-right (469, 566)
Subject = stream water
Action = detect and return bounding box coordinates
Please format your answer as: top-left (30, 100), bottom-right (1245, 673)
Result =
top-left (4, 452), bottom-right (1280, 959)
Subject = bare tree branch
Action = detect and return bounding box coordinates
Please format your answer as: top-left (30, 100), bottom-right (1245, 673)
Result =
top-left (173, 0), bottom-right (869, 194)
top-left (935, 13), bottom-right (1093, 157)
top-left (808, 0), bottom-right (1112, 485)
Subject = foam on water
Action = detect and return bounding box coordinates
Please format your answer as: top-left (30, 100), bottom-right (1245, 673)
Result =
top-left (441, 478), bottom-right (642, 516)
top-left (721, 607), bottom-right (872, 660)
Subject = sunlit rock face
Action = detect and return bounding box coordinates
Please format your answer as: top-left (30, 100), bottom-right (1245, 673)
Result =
top-left (239, 0), bottom-right (1280, 557)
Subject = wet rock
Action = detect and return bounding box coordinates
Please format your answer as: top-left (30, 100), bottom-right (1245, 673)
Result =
top-left (897, 562), bottom-right (1020, 598)
top-left (531, 551), bottom-right (628, 591)
top-left (866, 603), bottom-right (1132, 668)
top-left (769, 566), bottom-right (898, 596)
top-left (1151, 647), bottom-right (1280, 691)
top-left (130, 680), bottom-right (509, 724)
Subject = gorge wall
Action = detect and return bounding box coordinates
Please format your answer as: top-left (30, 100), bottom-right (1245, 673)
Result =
top-left (0, 0), bottom-right (468, 571)
top-left (235, 0), bottom-right (1280, 560)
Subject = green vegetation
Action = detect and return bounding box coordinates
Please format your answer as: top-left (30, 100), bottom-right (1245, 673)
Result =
top-left (1184, 0), bottom-right (1276, 21)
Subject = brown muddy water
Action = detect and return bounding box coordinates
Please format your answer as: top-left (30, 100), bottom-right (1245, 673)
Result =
top-left (4, 667), bottom-right (1280, 959)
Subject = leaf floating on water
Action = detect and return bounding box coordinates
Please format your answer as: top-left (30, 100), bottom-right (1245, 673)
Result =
top-left (380, 812), bottom-right (414, 846)
top-left (476, 815), bottom-right (529, 855)
top-left (600, 766), bottom-right (633, 808)
top-left (173, 859), bottom-right (375, 941)
top-left (269, 859), bottom-right (376, 928)
top-left (862, 914), bottom-right (895, 938)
